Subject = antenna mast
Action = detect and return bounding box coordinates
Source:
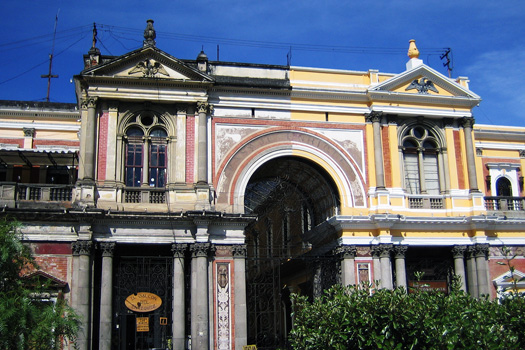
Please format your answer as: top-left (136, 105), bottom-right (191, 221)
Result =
top-left (41, 10), bottom-right (60, 102)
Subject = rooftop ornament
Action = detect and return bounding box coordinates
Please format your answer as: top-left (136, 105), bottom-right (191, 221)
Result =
top-left (143, 19), bottom-right (156, 47)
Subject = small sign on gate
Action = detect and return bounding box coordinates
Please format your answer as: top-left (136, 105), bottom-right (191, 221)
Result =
top-left (136, 317), bottom-right (149, 332)
top-left (243, 346), bottom-right (257, 350)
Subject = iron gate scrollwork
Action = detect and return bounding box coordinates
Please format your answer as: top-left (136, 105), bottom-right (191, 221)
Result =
top-left (114, 257), bottom-right (173, 350)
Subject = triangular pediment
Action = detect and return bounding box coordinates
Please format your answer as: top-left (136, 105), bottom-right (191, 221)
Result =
top-left (370, 64), bottom-right (479, 100)
top-left (82, 46), bottom-right (213, 83)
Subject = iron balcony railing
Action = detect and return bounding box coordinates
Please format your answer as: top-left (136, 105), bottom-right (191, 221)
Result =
top-left (484, 196), bottom-right (525, 211)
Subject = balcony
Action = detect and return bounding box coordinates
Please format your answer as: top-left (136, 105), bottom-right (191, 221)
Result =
top-left (123, 188), bottom-right (166, 204)
top-left (0, 182), bottom-right (74, 209)
top-left (484, 196), bottom-right (525, 212)
top-left (407, 195), bottom-right (444, 209)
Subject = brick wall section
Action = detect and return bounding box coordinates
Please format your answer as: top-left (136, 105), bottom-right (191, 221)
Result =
top-left (381, 126), bottom-right (392, 188)
top-left (33, 140), bottom-right (80, 147)
top-left (0, 139), bottom-right (24, 147)
top-left (97, 111), bottom-right (109, 181)
top-left (32, 242), bottom-right (72, 283)
top-left (186, 115), bottom-right (195, 183)
top-left (453, 130), bottom-right (465, 189)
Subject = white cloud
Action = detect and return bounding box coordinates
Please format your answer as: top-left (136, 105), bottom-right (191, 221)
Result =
top-left (466, 48), bottom-right (525, 125)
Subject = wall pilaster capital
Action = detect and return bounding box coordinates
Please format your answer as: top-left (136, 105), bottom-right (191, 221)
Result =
top-left (196, 101), bottom-right (213, 115)
top-left (72, 240), bottom-right (93, 256)
top-left (23, 127), bottom-right (35, 137)
top-left (232, 244), bottom-right (247, 258)
top-left (365, 111), bottom-right (383, 124)
top-left (461, 116), bottom-right (475, 129)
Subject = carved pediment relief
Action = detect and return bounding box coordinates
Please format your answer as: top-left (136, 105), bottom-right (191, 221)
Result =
top-left (82, 46), bottom-right (213, 83)
top-left (128, 59), bottom-right (169, 77)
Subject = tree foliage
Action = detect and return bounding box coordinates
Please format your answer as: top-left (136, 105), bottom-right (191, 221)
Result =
top-left (0, 218), bottom-right (80, 350)
top-left (289, 279), bottom-right (525, 350)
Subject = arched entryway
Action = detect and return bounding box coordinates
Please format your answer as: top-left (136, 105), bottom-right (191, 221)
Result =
top-left (243, 156), bottom-right (340, 349)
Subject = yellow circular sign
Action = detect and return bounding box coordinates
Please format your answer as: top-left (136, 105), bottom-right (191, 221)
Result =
top-left (125, 292), bottom-right (162, 313)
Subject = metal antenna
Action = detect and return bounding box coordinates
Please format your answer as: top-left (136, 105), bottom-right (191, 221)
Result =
top-left (41, 10), bottom-right (60, 102)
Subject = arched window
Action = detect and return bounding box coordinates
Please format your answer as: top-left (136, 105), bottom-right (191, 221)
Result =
top-left (496, 177), bottom-right (512, 197)
top-left (124, 114), bottom-right (168, 188)
top-left (401, 124), bottom-right (443, 195)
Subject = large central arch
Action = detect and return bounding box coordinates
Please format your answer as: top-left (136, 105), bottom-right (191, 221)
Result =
top-left (214, 128), bottom-right (367, 349)
top-left (215, 128), bottom-right (366, 214)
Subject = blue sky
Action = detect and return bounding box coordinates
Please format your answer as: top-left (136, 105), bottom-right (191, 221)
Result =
top-left (1, 1), bottom-right (524, 126)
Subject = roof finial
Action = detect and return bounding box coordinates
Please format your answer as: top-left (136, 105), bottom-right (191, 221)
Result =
top-left (143, 19), bottom-right (156, 47)
top-left (407, 39), bottom-right (420, 59)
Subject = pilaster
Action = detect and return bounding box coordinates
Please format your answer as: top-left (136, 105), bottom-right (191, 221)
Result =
top-left (99, 242), bottom-right (115, 350)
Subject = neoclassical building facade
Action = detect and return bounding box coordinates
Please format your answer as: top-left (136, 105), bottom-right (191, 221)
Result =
top-left (1, 21), bottom-right (525, 350)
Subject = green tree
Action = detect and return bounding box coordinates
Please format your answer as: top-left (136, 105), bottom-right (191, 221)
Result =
top-left (0, 218), bottom-right (80, 350)
top-left (289, 278), bottom-right (525, 350)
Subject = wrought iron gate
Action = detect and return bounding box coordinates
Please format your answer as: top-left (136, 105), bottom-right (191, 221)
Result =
top-left (113, 257), bottom-right (173, 350)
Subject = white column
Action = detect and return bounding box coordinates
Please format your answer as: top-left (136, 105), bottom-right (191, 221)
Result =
top-left (172, 244), bottom-right (187, 350)
top-left (99, 242), bottom-right (115, 350)
top-left (336, 245), bottom-right (357, 286)
top-left (452, 245), bottom-right (467, 292)
top-left (394, 245), bottom-right (408, 289)
top-left (72, 240), bottom-right (93, 350)
top-left (233, 245), bottom-right (248, 349)
top-left (191, 243), bottom-right (212, 350)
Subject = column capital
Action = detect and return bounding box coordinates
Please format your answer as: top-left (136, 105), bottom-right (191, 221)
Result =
top-left (232, 244), bottom-right (247, 258)
top-left (474, 243), bottom-right (489, 259)
top-left (393, 245), bottom-right (408, 259)
top-left (99, 242), bottom-right (115, 257)
top-left (451, 245), bottom-right (467, 258)
top-left (72, 240), bottom-right (93, 256)
top-left (172, 243), bottom-right (188, 258)
top-left (461, 116), bottom-right (475, 129)
top-left (365, 111), bottom-right (383, 123)
top-left (196, 101), bottom-right (213, 115)
top-left (379, 243), bottom-right (393, 258)
top-left (334, 245), bottom-right (357, 259)
top-left (370, 245), bottom-right (382, 258)
top-left (23, 127), bottom-right (35, 137)
top-left (191, 242), bottom-right (214, 258)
